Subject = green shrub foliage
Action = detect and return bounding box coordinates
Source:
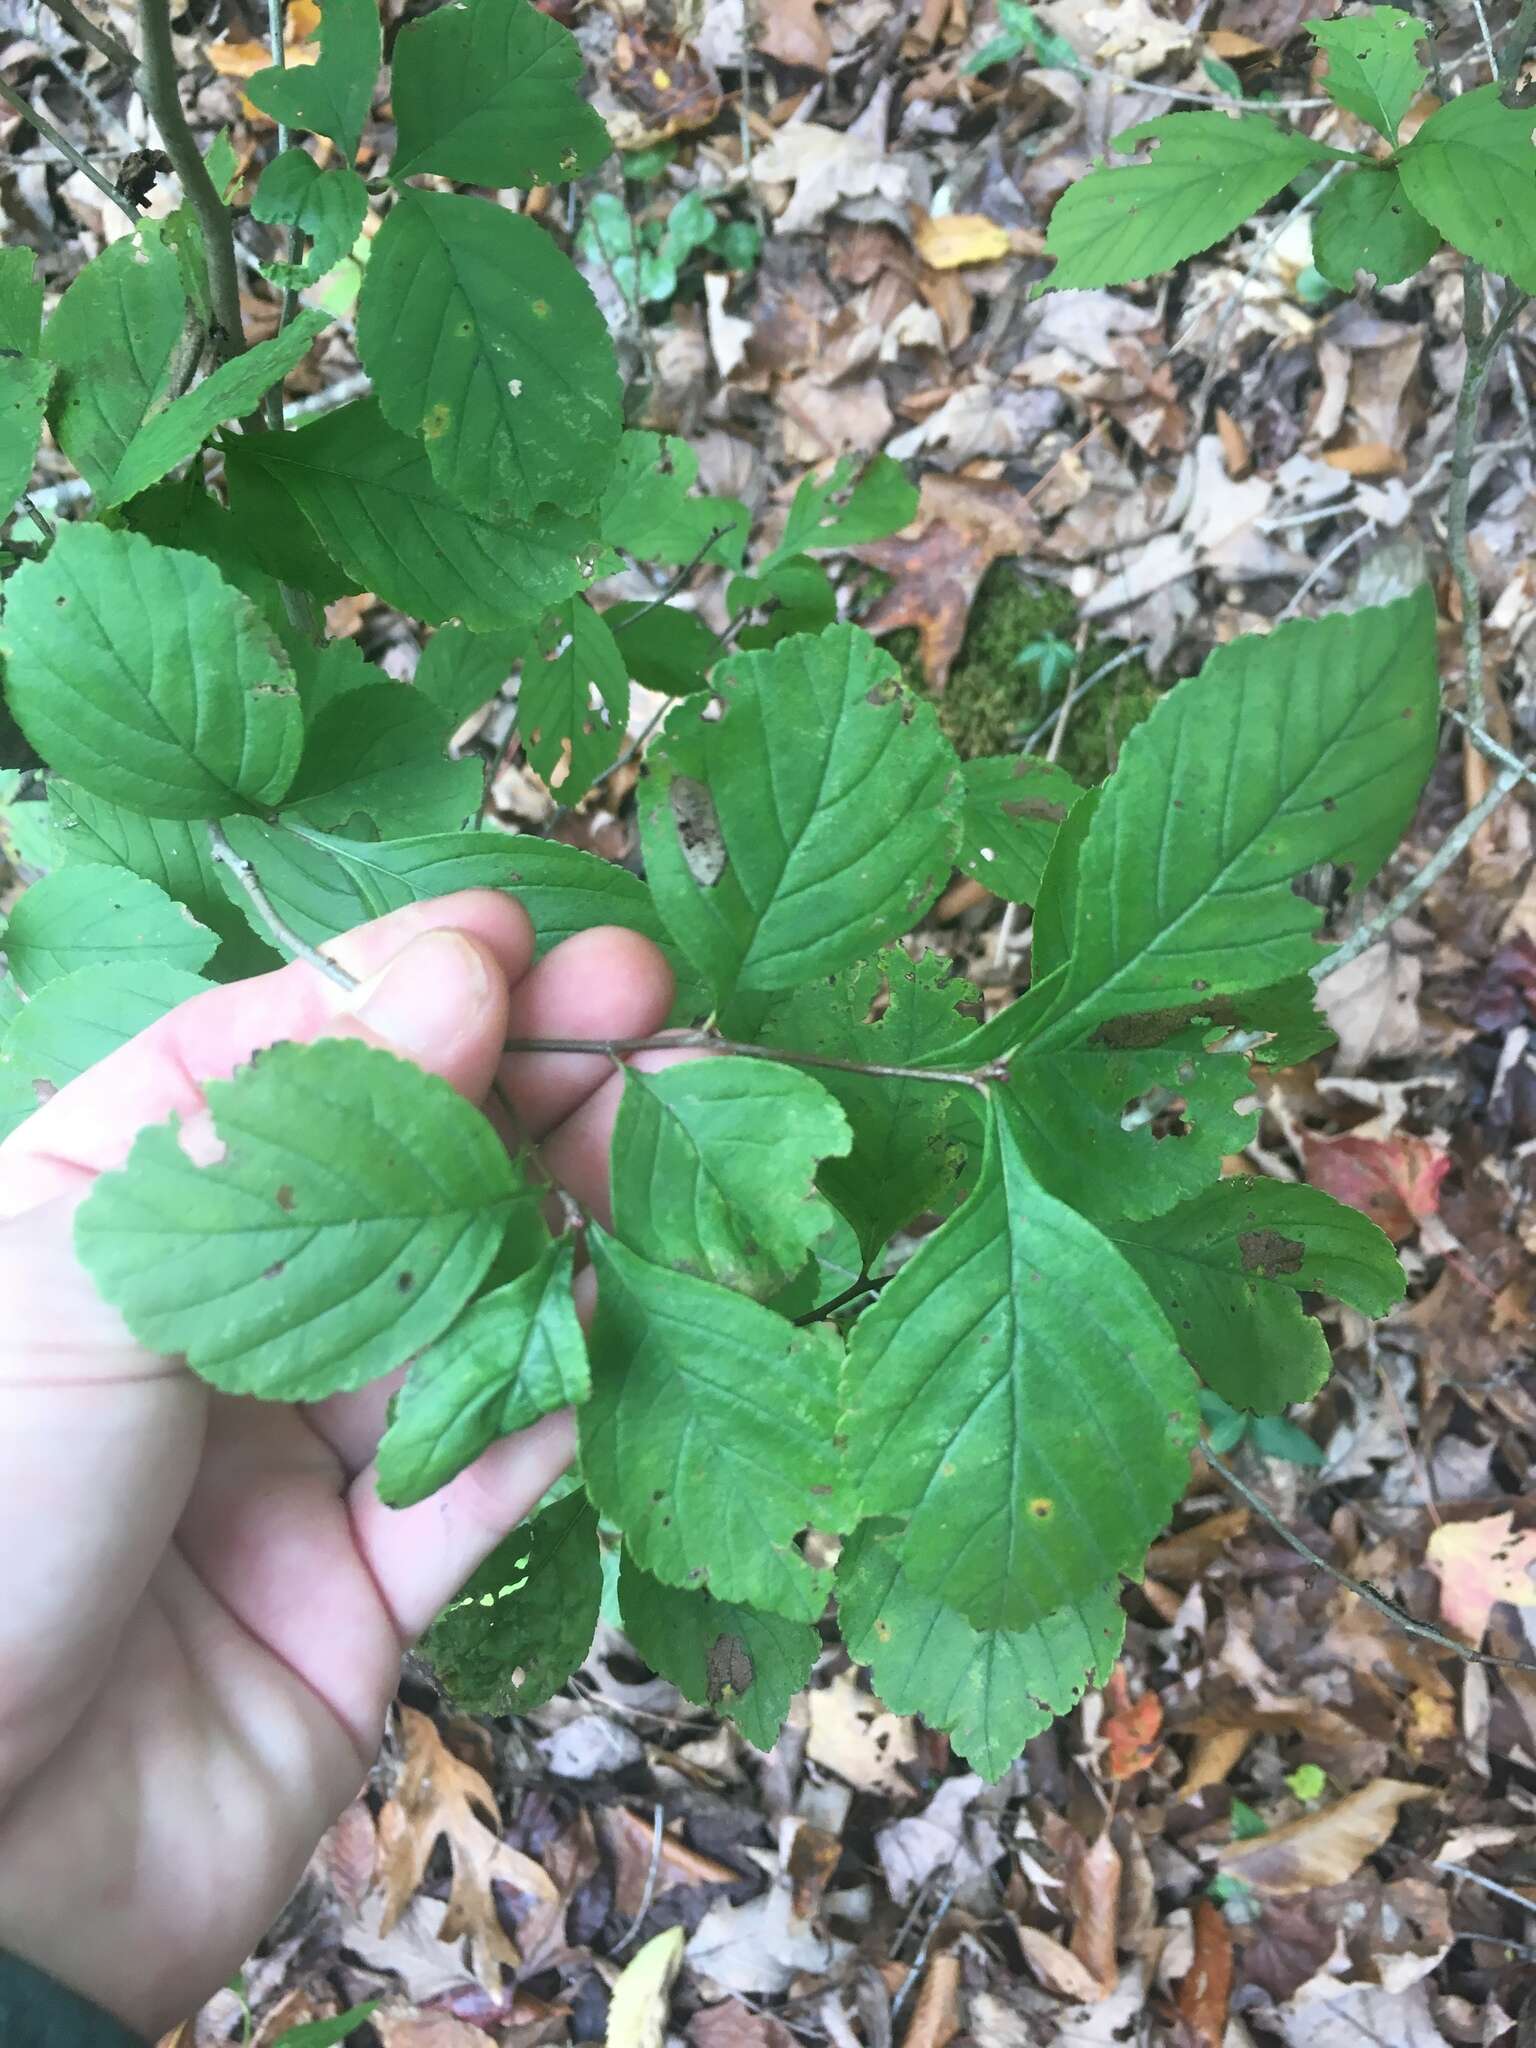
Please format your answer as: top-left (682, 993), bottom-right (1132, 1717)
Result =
top-left (4, 0), bottom-right (1521, 1774)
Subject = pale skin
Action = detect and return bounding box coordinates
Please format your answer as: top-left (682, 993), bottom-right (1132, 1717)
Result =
top-left (0, 890), bottom-right (678, 2040)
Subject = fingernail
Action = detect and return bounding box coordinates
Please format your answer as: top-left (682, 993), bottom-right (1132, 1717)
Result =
top-left (343, 929), bottom-right (492, 1057)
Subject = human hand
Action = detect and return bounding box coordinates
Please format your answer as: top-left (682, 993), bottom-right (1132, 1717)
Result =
top-left (0, 891), bottom-right (674, 2039)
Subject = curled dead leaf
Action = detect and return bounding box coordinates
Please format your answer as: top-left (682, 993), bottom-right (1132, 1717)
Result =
top-left (1217, 1779), bottom-right (1436, 1896)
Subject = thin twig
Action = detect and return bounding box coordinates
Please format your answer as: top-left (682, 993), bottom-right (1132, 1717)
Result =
top-left (613, 523), bottom-right (737, 632)
top-left (19, 492), bottom-right (55, 543)
top-left (890, 1871), bottom-right (961, 2026)
top-left (138, 0), bottom-right (247, 360)
top-left (1313, 763), bottom-right (1525, 980)
top-left (610, 1802), bottom-right (666, 1957)
top-left (793, 1271), bottom-right (895, 1327)
top-left (1433, 1861), bottom-right (1536, 1916)
top-left (502, 1029), bottom-right (1010, 1093)
top-left (1023, 644), bottom-right (1149, 752)
top-left (1278, 517), bottom-right (1374, 621)
top-left (39, 0), bottom-right (137, 72)
top-left (206, 823), bottom-right (358, 990)
top-left (1206, 1450), bottom-right (1536, 1676)
top-left (1471, 0), bottom-right (1499, 72)
top-left (0, 73), bottom-right (140, 222)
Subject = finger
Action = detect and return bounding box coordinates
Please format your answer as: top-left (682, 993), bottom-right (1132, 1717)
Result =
top-left (0, 891), bottom-right (534, 1219)
top-left (346, 1409), bottom-right (578, 1644)
top-left (497, 926), bottom-right (674, 1142)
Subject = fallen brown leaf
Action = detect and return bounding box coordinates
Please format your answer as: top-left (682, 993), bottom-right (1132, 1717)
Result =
top-left (373, 2016), bottom-right (497, 2048)
top-left (689, 1999), bottom-right (800, 2048)
top-left (1426, 1512), bottom-right (1536, 1642)
top-left (1015, 1924), bottom-right (1106, 2003)
top-left (374, 1706), bottom-right (557, 1992)
top-left (1174, 1899), bottom-right (1234, 2048)
top-left (609, 29), bottom-right (722, 146)
top-left (1069, 1831), bottom-right (1122, 1997)
top-left (787, 1820), bottom-right (842, 1920)
top-left (903, 1950), bottom-right (961, 2048)
top-left (757, 0), bottom-right (831, 70)
top-left (1300, 1130), bottom-right (1450, 1243)
top-left (1217, 1780), bottom-right (1436, 1896)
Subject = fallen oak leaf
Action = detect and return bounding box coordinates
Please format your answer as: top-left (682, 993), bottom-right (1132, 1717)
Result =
top-left (1216, 1779), bottom-right (1436, 1896)
top-left (1426, 1512), bottom-right (1536, 1643)
top-left (1299, 1130), bottom-right (1450, 1245)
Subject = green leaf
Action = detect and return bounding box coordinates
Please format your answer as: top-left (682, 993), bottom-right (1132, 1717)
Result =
top-left (609, 1057), bottom-right (851, 1299)
top-left (377, 1239), bottom-right (586, 1507)
top-left (958, 755), bottom-right (1080, 905)
top-left (284, 684), bottom-right (482, 837)
top-left (1249, 1412), bottom-right (1324, 1464)
top-left (598, 431), bottom-right (749, 569)
top-left (728, 557), bottom-right (839, 654)
top-left (1041, 113), bottom-right (1330, 290)
top-left (252, 151), bottom-right (369, 288)
top-left (215, 817), bottom-right (709, 1018)
top-left (581, 1227), bottom-right (842, 1619)
top-left (0, 961), bottom-right (213, 1096)
top-left (758, 455), bottom-right (918, 577)
top-left (0, 525), bottom-right (304, 820)
top-left (1023, 592), bottom-right (1438, 1051)
top-left (758, 949), bottom-right (976, 1264)
top-left (837, 1521), bottom-right (1124, 1781)
top-left (1307, 7), bottom-right (1426, 142)
top-left (605, 600), bottom-right (720, 698)
top-left (0, 246), bottom-right (43, 354)
top-left (76, 1038), bottom-right (517, 1399)
top-left (519, 596), bottom-right (630, 791)
top-left (0, 356), bottom-right (51, 511)
top-left (224, 398), bottom-right (596, 629)
top-left (618, 1555), bottom-right (819, 1750)
top-left (0, 869), bottom-right (215, 995)
top-left (842, 1094), bottom-right (1198, 1632)
top-left (358, 191), bottom-right (622, 520)
top-left (389, 0), bottom-right (610, 186)
top-left (420, 1491), bottom-right (601, 1714)
top-left (1311, 164), bottom-right (1439, 289)
top-left (638, 625), bottom-right (963, 1004)
top-left (269, 2002), bottom-right (381, 2048)
top-left (1397, 83), bottom-right (1536, 293)
top-left (1108, 1175), bottom-right (1404, 1411)
top-left (413, 625), bottom-right (528, 725)
top-left (97, 310), bottom-right (330, 510)
top-left (246, 0), bottom-right (381, 159)
top-left (122, 467), bottom-right (358, 615)
top-left (48, 781), bottom-right (278, 981)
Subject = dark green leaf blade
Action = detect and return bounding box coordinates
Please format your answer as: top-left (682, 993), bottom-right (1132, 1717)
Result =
top-left (284, 684), bottom-right (482, 837)
top-left (638, 625), bottom-right (963, 1004)
top-left (358, 192), bottom-right (621, 520)
top-left (224, 398), bottom-right (596, 629)
top-left (246, 0), bottom-right (381, 159)
top-left (389, 0), bottom-right (610, 186)
top-left (842, 1093), bottom-right (1197, 1632)
top-left (1311, 164), bottom-right (1439, 289)
top-left (75, 1039), bottom-right (517, 1399)
top-left (0, 246), bottom-right (43, 354)
top-left (958, 755), bottom-right (1080, 906)
top-left (837, 1521), bottom-right (1125, 1780)
top-left (1398, 84), bottom-right (1536, 292)
top-left (519, 596), bottom-right (630, 792)
top-left (0, 357), bottom-right (51, 511)
top-left (1042, 114), bottom-right (1329, 290)
top-left (377, 1239), bottom-right (585, 1508)
top-left (609, 1057), bottom-right (851, 1299)
top-left (1109, 1175), bottom-right (1404, 1411)
top-left (581, 1227), bottom-right (842, 1620)
top-left (598, 432), bottom-right (748, 569)
top-left (413, 626), bottom-right (528, 725)
top-left (420, 1491), bottom-right (601, 1715)
top-left (1308, 6), bottom-right (1427, 142)
top-left (619, 1554), bottom-right (820, 1751)
top-left (252, 151), bottom-right (368, 288)
top-left (1, 868), bottom-right (216, 995)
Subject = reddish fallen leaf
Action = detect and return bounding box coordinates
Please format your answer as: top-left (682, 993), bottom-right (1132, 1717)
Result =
top-left (1104, 1688), bottom-right (1163, 1781)
top-left (1300, 1129), bottom-right (1450, 1244)
top-left (1174, 1899), bottom-right (1234, 2048)
top-left (1426, 1512), bottom-right (1536, 1642)
top-left (609, 27), bottom-right (722, 144)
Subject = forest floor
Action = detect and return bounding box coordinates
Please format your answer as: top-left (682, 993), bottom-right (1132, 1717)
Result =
top-left (8, 0), bottom-right (1536, 2043)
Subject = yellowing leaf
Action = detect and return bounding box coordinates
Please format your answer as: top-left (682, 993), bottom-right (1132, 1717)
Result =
top-left (1426, 1512), bottom-right (1536, 1642)
top-left (912, 210), bottom-right (1011, 269)
top-left (606, 1926), bottom-right (685, 2048)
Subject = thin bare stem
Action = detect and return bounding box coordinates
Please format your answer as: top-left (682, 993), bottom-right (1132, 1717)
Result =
top-left (609, 1803), bottom-right (666, 1956)
top-left (1314, 762), bottom-right (1525, 979)
top-left (40, 0), bottom-right (137, 72)
top-left (502, 1028), bottom-right (1010, 1093)
top-left (138, 0), bottom-right (247, 360)
top-left (1207, 1450), bottom-right (1536, 1677)
top-left (1500, 0), bottom-right (1536, 85)
top-left (263, 0), bottom-right (305, 400)
top-left (0, 73), bottom-right (140, 222)
top-left (614, 523), bottom-right (737, 633)
top-left (206, 823), bottom-right (357, 990)
top-left (1446, 273), bottom-right (1528, 725)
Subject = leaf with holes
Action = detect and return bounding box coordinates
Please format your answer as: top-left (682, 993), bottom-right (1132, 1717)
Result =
top-left (420, 1491), bottom-right (602, 1715)
top-left (519, 596), bottom-right (630, 792)
top-left (1398, 84), bottom-right (1536, 293)
top-left (75, 1038), bottom-right (517, 1399)
top-left (638, 624), bottom-right (963, 1006)
top-left (1109, 1177), bottom-right (1404, 1411)
top-left (598, 431), bottom-right (749, 569)
top-left (251, 150), bottom-right (368, 288)
top-left (1312, 165), bottom-right (1439, 289)
top-left (358, 191), bottom-right (621, 521)
top-left (283, 685), bottom-right (483, 837)
top-left (377, 1240), bottom-right (586, 1507)
top-left (412, 625), bottom-right (529, 726)
top-left (1041, 113), bottom-right (1331, 290)
top-left (957, 755), bottom-right (1081, 906)
top-left (389, 0), bottom-right (610, 187)
top-left (0, 869), bottom-right (216, 996)
top-left (757, 454), bottom-right (920, 578)
top-left (246, 0), bottom-right (381, 159)
top-left (842, 1093), bottom-right (1197, 1632)
top-left (619, 1554), bottom-right (820, 1751)
top-left (609, 1057), bottom-right (852, 1300)
top-left (580, 1228), bottom-right (842, 1620)
top-left (0, 526), bottom-right (303, 820)
top-left (1308, 7), bottom-right (1427, 143)
top-left (837, 1521), bottom-right (1125, 1780)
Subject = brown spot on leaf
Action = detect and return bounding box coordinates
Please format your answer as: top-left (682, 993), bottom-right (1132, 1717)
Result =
top-left (706, 1631), bottom-right (754, 1704)
top-left (1238, 1227), bottom-right (1306, 1279)
top-left (275, 1184), bottom-right (295, 1212)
